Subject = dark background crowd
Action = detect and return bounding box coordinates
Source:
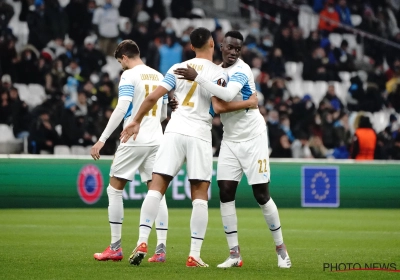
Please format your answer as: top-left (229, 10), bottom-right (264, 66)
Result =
top-left (0, 0), bottom-right (399, 159)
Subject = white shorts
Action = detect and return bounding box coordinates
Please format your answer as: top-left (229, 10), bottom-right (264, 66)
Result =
top-left (217, 131), bottom-right (270, 185)
top-left (153, 132), bottom-right (212, 181)
top-left (110, 145), bottom-right (158, 182)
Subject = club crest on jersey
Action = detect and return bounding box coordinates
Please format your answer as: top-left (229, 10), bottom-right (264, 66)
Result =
top-left (77, 165), bottom-right (104, 204)
top-left (217, 78), bottom-right (227, 87)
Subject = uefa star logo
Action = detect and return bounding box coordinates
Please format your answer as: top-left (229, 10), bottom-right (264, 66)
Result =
top-left (310, 171), bottom-right (330, 201)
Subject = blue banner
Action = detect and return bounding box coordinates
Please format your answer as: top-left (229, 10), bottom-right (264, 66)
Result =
top-left (301, 166), bottom-right (340, 207)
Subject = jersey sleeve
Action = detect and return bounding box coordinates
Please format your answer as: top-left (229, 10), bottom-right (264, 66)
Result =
top-left (229, 66), bottom-right (250, 88)
top-left (160, 65), bottom-right (177, 91)
top-left (195, 70), bottom-right (240, 102)
top-left (118, 71), bottom-right (135, 102)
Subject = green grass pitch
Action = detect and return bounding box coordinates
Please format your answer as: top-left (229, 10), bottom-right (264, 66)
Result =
top-left (1, 208), bottom-right (399, 280)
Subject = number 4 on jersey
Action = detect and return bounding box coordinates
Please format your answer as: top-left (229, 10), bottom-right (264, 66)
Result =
top-left (144, 84), bottom-right (158, 116)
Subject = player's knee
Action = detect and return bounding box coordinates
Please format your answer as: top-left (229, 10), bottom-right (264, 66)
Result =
top-left (255, 193), bottom-right (270, 205)
top-left (219, 188), bottom-right (235, 203)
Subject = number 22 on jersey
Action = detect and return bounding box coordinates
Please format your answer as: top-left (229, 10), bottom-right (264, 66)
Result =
top-left (144, 84), bottom-right (158, 116)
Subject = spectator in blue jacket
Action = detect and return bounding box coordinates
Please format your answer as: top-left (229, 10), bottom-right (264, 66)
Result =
top-left (336, 0), bottom-right (353, 27)
top-left (159, 33), bottom-right (182, 75)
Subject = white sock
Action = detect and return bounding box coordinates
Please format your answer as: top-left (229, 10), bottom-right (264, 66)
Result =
top-left (220, 201), bottom-right (238, 250)
top-left (259, 198), bottom-right (283, 246)
top-left (138, 190), bottom-right (162, 245)
top-left (155, 195), bottom-right (168, 247)
top-left (107, 185), bottom-right (123, 249)
top-left (189, 199), bottom-right (208, 259)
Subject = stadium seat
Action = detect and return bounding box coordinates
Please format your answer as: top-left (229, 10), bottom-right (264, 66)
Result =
top-left (372, 111), bottom-right (390, 133)
top-left (101, 56), bottom-right (122, 80)
top-left (58, 0), bottom-right (70, 7)
top-left (338, 71), bottom-right (352, 83)
top-left (71, 145), bottom-right (86, 155)
top-left (0, 124), bottom-right (15, 142)
top-left (54, 145), bottom-right (71, 155)
top-left (286, 80), bottom-right (304, 98)
top-left (0, 124), bottom-right (23, 154)
top-left (218, 19), bottom-right (233, 33)
top-left (28, 84), bottom-right (47, 102)
top-left (13, 84), bottom-right (32, 107)
top-left (329, 33), bottom-right (343, 47)
top-left (351, 15), bottom-right (362, 26)
top-left (313, 81), bottom-right (328, 105)
top-left (342, 34), bottom-right (357, 50)
top-left (285, 62), bottom-right (303, 80)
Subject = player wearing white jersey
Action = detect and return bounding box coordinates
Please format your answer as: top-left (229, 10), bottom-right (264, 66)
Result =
top-left (91, 40), bottom-right (169, 263)
top-left (173, 31), bottom-right (291, 269)
top-left (119, 28), bottom-right (258, 268)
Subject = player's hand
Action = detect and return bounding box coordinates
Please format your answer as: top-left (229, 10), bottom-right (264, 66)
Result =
top-left (173, 64), bottom-right (198, 81)
top-left (248, 92), bottom-right (259, 109)
top-left (169, 97), bottom-right (179, 111)
top-left (91, 141), bottom-right (104, 160)
top-left (120, 121), bottom-right (140, 142)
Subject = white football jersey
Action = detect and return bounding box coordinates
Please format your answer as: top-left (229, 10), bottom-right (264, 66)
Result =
top-left (160, 58), bottom-right (227, 142)
top-left (220, 58), bottom-right (266, 141)
top-left (118, 64), bottom-right (167, 146)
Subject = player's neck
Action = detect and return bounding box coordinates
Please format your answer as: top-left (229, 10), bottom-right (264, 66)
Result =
top-left (195, 50), bottom-right (213, 61)
top-left (127, 58), bottom-right (145, 69)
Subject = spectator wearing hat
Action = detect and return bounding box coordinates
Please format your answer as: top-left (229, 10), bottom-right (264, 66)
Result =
top-left (1, 74), bottom-right (12, 91)
top-left (351, 116), bottom-right (377, 160)
top-left (92, 0), bottom-right (119, 56)
top-left (77, 36), bottom-right (106, 79)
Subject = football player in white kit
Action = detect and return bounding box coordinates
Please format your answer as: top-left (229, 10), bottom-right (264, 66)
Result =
top-left (119, 28), bottom-right (258, 267)
top-left (173, 31), bottom-right (291, 269)
top-left (91, 40), bottom-right (169, 263)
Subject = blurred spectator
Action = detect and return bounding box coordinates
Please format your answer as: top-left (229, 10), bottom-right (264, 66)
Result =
top-left (359, 83), bottom-right (383, 113)
top-left (65, 0), bottom-right (91, 47)
top-left (351, 116), bottom-right (377, 160)
top-left (0, 89), bottom-right (10, 124)
top-left (142, 0), bottom-right (166, 21)
top-left (0, 35), bottom-right (17, 80)
top-left (336, 0), bottom-right (353, 28)
top-left (367, 62), bottom-right (386, 92)
top-left (321, 110), bottom-right (338, 149)
top-left (375, 126), bottom-right (393, 159)
top-left (267, 109), bottom-right (283, 148)
top-left (16, 48), bottom-right (40, 84)
top-left (290, 94), bottom-right (316, 135)
top-left (1, 74), bottom-right (12, 91)
top-left (58, 38), bottom-right (78, 67)
top-left (125, 22), bottom-right (152, 59)
top-left (306, 30), bottom-right (321, 51)
top-left (9, 87), bottom-right (30, 139)
top-left (323, 84), bottom-right (344, 111)
top-left (28, 111), bottom-right (60, 154)
top-left (159, 34), bottom-right (182, 75)
top-left (333, 40), bottom-right (355, 72)
top-left (291, 28), bottom-right (306, 62)
top-left (0, 0), bottom-right (14, 30)
top-left (45, 0), bottom-right (68, 41)
top-left (388, 84), bottom-right (400, 112)
top-left (291, 132), bottom-right (313, 158)
top-left (170, 0), bottom-right (193, 18)
top-left (334, 111), bottom-right (352, 148)
top-left (280, 115), bottom-right (295, 143)
top-left (303, 47), bottom-right (336, 81)
top-left (270, 133), bottom-right (292, 158)
top-left (318, 0), bottom-right (340, 35)
top-left (48, 59), bottom-right (67, 94)
top-left (92, 0), bottom-right (120, 56)
top-left (390, 134), bottom-right (400, 159)
top-left (27, 0), bottom-right (51, 51)
top-left (309, 135), bottom-right (329, 158)
top-left (273, 27), bottom-right (293, 61)
top-left (266, 48), bottom-right (286, 78)
top-left (78, 36), bottom-right (107, 79)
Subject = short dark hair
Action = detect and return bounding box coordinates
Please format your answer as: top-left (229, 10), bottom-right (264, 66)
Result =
top-left (190, 27), bottom-right (211, 49)
top-left (225, 30), bottom-right (244, 41)
top-left (114, 40), bottom-right (140, 59)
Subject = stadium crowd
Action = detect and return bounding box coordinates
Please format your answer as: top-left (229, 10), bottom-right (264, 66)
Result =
top-left (0, 0), bottom-right (400, 159)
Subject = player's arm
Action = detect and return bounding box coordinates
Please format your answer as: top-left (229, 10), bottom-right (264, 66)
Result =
top-left (173, 65), bottom-right (241, 102)
top-left (91, 99), bottom-right (131, 160)
top-left (211, 92), bottom-right (258, 114)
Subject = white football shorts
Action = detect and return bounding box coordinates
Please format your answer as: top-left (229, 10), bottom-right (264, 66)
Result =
top-left (153, 132), bottom-right (212, 181)
top-left (217, 131), bottom-right (270, 185)
top-left (110, 145), bottom-right (158, 182)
